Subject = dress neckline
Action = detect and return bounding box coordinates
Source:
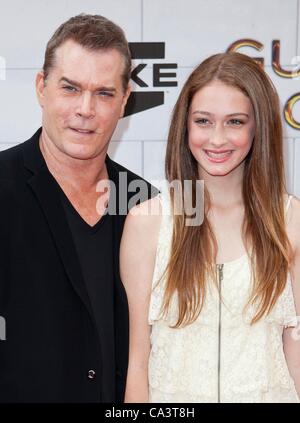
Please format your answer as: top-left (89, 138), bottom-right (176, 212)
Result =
top-left (216, 252), bottom-right (248, 267)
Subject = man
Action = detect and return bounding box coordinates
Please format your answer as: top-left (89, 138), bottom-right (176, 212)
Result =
top-left (0, 14), bottom-right (155, 402)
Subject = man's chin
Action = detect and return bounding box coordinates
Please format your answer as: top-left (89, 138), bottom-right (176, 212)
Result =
top-left (63, 144), bottom-right (99, 161)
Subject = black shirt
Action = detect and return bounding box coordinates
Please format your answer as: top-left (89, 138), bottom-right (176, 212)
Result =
top-left (61, 191), bottom-right (115, 401)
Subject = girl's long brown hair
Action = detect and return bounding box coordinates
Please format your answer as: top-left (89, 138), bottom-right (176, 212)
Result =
top-left (164, 52), bottom-right (291, 327)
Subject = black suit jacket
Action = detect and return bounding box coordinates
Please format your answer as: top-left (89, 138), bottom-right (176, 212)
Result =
top-left (0, 128), bottom-right (156, 402)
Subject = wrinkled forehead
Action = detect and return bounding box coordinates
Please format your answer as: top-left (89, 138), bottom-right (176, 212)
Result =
top-left (49, 40), bottom-right (126, 84)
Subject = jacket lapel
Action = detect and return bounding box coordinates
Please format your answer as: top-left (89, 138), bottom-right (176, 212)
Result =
top-left (23, 129), bottom-right (94, 318)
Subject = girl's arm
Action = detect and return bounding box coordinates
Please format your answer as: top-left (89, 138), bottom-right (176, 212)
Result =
top-left (120, 197), bottom-right (161, 403)
top-left (284, 197), bottom-right (300, 398)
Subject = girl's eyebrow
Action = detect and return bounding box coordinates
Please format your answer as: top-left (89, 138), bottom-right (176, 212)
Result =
top-left (192, 110), bottom-right (249, 117)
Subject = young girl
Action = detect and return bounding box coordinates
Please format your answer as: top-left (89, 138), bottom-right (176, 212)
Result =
top-left (120, 52), bottom-right (300, 403)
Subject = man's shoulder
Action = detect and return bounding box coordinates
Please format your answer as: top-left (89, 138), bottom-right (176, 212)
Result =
top-left (0, 129), bottom-right (41, 181)
top-left (107, 157), bottom-right (159, 207)
top-left (107, 156), bottom-right (158, 191)
top-left (107, 156), bottom-right (143, 181)
top-left (0, 142), bottom-right (25, 180)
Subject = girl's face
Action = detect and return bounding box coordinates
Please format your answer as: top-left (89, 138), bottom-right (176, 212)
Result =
top-left (188, 80), bottom-right (255, 179)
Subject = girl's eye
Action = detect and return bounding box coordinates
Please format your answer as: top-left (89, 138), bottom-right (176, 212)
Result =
top-left (195, 118), bottom-right (210, 125)
top-left (228, 119), bottom-right (243, 126)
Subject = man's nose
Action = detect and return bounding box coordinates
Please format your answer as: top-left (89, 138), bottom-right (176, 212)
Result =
top-left (76, 92), bottom-right (95, 119)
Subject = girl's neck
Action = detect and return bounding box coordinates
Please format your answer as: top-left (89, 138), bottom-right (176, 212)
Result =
top-left (200, 166), bottom-right (244, 208)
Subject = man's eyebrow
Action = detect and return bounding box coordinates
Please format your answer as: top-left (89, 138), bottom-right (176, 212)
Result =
top-left (59, 77), bottom-right (81, 87)
top-left (59, 77), bottom-right (117, 92)
top-left (192, 111), bottom-right (249, 117)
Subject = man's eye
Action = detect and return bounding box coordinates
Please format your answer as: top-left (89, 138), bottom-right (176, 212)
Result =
top-left (97, 91), bottom-right (114, 97)
top-left (62, 85), bottom-right (77, 92)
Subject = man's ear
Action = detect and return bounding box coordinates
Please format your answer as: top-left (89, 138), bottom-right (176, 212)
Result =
top-left (119, 84), bottom-right (131, 118)
top-left (36, 71), bottom-right (46, 107)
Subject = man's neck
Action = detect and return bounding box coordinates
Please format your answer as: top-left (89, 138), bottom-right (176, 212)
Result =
top-left (39, 131), bottom-right (111, 226)
top-left (39, 132), bottom-right (108, 192)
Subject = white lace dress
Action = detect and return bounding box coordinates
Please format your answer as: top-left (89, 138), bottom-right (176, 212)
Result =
top-left (148, 191), bottom-right (299, 403)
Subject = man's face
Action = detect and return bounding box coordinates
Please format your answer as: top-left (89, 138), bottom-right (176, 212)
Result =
top-left (36, 39), bottom-right (130, 160)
